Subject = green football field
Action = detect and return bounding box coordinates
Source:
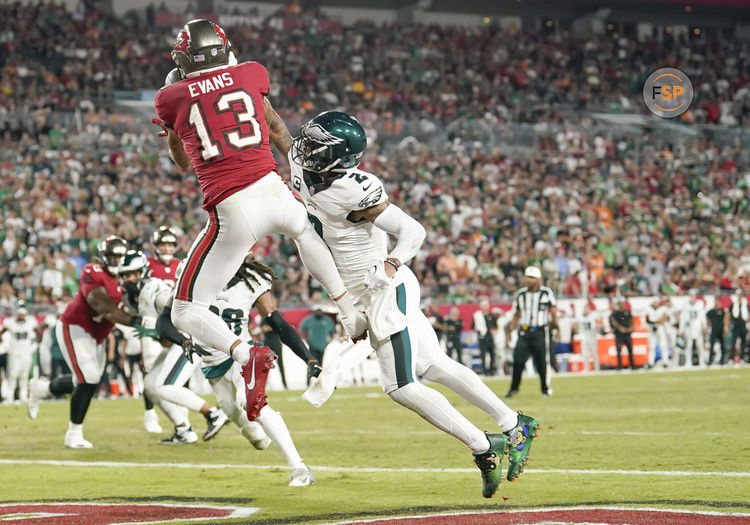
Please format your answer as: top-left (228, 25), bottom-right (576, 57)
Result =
top-left (1, 367), bottom-right (749, 524)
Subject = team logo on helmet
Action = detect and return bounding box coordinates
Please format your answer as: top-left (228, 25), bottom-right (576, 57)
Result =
top-left (212, 23), bottom-right (228, 49)
top-left (173, 29), bottom-right (190, 57)
top-left (304, 123), bottom-right (345, 146)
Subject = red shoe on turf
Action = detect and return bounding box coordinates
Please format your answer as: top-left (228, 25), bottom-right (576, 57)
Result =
top-left (242, 345), bottom-right (277, 421)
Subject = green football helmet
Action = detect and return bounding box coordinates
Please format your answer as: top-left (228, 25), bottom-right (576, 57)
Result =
top-left (118, 250), bottom-right (148, 280)
top-left (292, 111), bottom-right (367, 173)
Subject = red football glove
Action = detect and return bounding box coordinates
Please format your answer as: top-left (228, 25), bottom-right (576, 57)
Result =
top-left (151, 117), bottom-right (168, 138)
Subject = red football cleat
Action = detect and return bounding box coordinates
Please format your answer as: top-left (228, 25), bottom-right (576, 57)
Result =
top-left (241, 345), bottom-right (277, 421)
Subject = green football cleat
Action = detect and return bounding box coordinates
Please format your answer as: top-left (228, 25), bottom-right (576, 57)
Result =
top-left (505, 413), bottom-right (541, 482)
top-left (473, 433), bottom-right (509, 498)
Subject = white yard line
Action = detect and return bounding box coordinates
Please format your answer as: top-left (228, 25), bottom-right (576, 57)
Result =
top-left (1, 459), bottom-right (748, 477)
top-left (323, 506), bottom-right (750, 525)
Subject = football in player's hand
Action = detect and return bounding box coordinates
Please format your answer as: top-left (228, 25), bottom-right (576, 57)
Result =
top-left (165, 68), bottom-right (184, 86)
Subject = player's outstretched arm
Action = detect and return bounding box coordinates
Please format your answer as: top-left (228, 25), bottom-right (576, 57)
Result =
top-left (167, 129), bottom-right (191, 171)
top-left (151, 118), bottom-right (190, 171)
top-left (264, 97), bottom-right (292, 161)
top-left (155, 306), bottom-right (210, 363)
top-left (350, 201), bottom-right (426, 291)
top-left (256, 292), bottom-right (319, 368)
top-left (351, 201), bottom-right (427, 273)
top-left (86, 287), bottom-right (142, 326)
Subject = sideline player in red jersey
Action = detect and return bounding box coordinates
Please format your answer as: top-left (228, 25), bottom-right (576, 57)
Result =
top-left (152, 19), bottom-right (366, 419)
top-left (27, 236), bottom-right (147, 448)
top-left (147, 226), bottom-right (181, 283)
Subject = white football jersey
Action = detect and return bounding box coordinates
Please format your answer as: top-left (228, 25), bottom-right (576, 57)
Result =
top-left (578, 313), bottom-right (597, 336)
top-left (289, 147), bottom-right (389, 303)
top-left (200, 271), bottom-right (272, 367)
top-left (136, 277), bottom-right (175, 326)
top-left (681, 301), bottom-right (706, 336)
top-left (646, 305), bottom-right (666, 327)
top-left (2, 316), bottom-right (38, 350)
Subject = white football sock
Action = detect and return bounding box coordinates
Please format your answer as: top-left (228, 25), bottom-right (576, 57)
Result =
top-left (158, 384), bottom-right (205, 413)
top-left (256, 405), bottom-right (304, 468)
top-left (67, 422), bottom-right (83, 433)
top-left (230, 342), bottom-right (251, 365)
top-left (422, 357), bottom-right (518, 432)
top-left (388, 382), bottom-right (489, 455)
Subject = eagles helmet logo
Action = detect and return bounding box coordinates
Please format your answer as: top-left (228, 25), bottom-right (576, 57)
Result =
top-left (304, 123), bottom-right (344, 146)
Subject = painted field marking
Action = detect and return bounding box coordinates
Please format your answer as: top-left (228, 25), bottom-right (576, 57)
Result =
top-left (322, 506), bottom-right (750, 525)
top-left (1, 459), bottom-right (748, 477)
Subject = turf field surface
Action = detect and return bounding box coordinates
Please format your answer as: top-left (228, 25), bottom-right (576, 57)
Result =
top-left (0, 367), bottom-right (748, 524)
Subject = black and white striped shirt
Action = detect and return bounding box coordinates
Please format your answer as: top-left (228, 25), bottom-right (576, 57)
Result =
top-left (513, 286), bottom-right (556, 328)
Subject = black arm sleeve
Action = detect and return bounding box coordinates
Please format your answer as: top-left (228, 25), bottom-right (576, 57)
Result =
top-left (266, 310), bottom-right (316, 363)
top-left (156, 306), bottom-right (187, 347)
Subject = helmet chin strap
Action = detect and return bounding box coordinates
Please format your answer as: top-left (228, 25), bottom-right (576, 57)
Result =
top-left (159, 253), bottom-right (174, 264)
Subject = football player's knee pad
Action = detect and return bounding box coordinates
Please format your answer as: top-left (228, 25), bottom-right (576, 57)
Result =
top-left (241, 421), bottom-right (271, 450)
top-left (170, 299), bottom-right (192, 332)
top-left (143, 374), bottom-right (158, 399)
top-left (386, 381), bottom-right (417, 405)
top-left (171, 299), bottom-right (209, 332)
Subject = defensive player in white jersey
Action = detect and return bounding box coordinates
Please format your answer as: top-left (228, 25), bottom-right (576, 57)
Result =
top-left (576, 302), bottom-right (600, 372)
top-left (646, 298), bottom-right (669, 367)
top-left (119, 251), bottom-right (228, 444)
top-left (0, 303), bottom-right (40, 403)
top-left (289, 111), bottom-right (540, 499)
top-left (679, 290), bottom-right (707, 368)
top-left (175, 255), bottom-right (315, 486)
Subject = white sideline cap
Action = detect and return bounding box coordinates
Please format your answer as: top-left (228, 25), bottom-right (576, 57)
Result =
top-left (524, 266), bottom-right (542, 279)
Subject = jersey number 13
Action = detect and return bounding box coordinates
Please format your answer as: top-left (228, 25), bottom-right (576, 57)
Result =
top-left (188, 89), bottom-right (262, 161)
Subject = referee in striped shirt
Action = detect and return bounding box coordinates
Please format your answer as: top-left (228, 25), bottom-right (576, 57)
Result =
top-left (505, 266), bottom-right (558, 398)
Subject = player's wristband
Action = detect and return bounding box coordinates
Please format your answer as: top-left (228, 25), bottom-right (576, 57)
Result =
top-left (385, 258), bottom-right (401, 271)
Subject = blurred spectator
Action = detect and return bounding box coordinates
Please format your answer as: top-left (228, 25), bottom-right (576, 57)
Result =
top-left (2, 1), bottom-right (750, 313)
top-left (444, 306), bottom-right (465, 366)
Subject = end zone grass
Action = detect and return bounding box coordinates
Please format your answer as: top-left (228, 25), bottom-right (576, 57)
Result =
top-left (1, 367), bottom-right (748, 524)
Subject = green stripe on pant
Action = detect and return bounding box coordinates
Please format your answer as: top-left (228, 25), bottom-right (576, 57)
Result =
top-left (391, 283), bottom-right (413, 388)
top-left (164, 354), bottom-right (189, 385)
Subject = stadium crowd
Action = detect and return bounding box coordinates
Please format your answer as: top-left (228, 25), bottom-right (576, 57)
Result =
top-left (2, 107), bottom-right (750, 313)
top-left (1, 1), bottom-right (750, 315)
top-left (4, 0), bottom-right (750, 124)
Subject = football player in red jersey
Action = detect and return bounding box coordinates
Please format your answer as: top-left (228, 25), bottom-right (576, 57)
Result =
top-left (152, 19), bottom-right (366, 419)
top-left (26, 236), bottom-right (147, 448)
top-left (148, 226), bottom-right (180, 283)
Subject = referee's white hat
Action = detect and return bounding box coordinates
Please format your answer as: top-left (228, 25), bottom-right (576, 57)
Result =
top-left (524, 266), bottom-right (542, 279)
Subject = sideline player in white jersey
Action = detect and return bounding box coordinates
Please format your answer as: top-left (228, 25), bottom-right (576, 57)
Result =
top-left (679, 290), bottom-right (707, 368)
top-left (646, 298), bottom-right (670, 367)
top-left (0, 303), bottom-right (40, 403)
top-left (170, 255), bottom-right (315, 486)
top-left (289, 111), bottom-right (540, 499)
top-left (576, 301), bottom-right (600, 372)
top-left (119, 251), bottom-right (228, 444)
